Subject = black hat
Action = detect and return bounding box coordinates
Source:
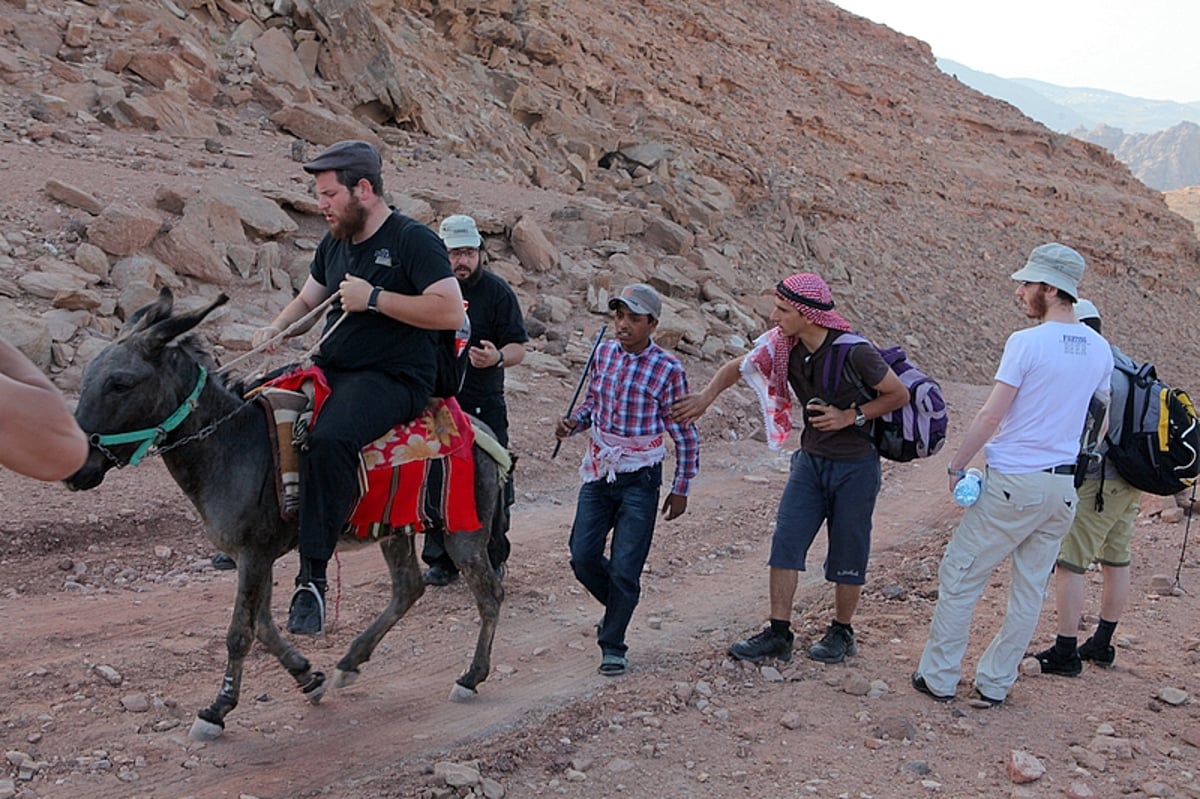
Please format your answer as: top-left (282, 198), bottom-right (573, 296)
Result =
top-left (302, 140), bottom-right (382, 175)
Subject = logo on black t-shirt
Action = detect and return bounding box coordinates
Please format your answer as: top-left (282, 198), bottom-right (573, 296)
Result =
top-left (374, 249), bottom-right (392, 266)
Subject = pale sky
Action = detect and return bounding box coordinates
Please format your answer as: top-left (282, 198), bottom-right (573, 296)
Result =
top-left (831, 1), bottom-right (1200, 104)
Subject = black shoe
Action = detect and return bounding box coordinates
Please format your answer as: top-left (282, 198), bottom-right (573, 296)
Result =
top-left (1078, 636), bottom-right (1116, 668)
top-left (973, 687), bottom-right (1004, 707)
top-left (287, 581), bottom-right (326, 636)
top-left (210, 552), bottom-right (236, 571)
top-left (728, 626), bottom-right (794, 664)
top-left (808, 623), bottom-right (857, 664)
top-left (423, 564), bottom-right (459, 587)
top-left (1032, 645), bottom-right (1082, 677)
top-left (911, 672), bottom-right (954, 702)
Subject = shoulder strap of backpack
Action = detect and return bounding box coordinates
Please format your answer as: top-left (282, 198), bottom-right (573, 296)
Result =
top-left (825, 333), bottom-right (871, 396)
top-left (1101, 356), bottom-right (1145, 453)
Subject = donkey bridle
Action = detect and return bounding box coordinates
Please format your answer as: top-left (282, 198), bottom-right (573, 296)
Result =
top-left (90, 366), bottom-right (208, 467)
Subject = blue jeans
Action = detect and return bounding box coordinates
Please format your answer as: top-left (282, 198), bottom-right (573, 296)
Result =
top-left (568, 463), bottom-right (662, 657)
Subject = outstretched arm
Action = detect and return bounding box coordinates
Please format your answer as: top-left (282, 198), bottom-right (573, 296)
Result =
top-left (252, 276), bottom-right (331, 349)
top-left (0, 339), bottom-right (88, 481)
top-left (670, 355), bottom-right (745, 424)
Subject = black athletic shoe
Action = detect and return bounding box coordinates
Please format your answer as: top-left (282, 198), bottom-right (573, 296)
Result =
top-left (287, 581), bottom-right (326, 636)
top-left (728, 627), bottom-right (794, 664)
top-left (808, 623), bottom-right (857, 664)
top-left (210, 552), bottom-right (236, 571)
top-left (911, 672), bottom-right (954, 702)
top-left (973, 687), bottom-right (1004, 707)
top-left (423, 564), bottom-right (459, 586)
top-left (1032, 645), bottom-right (1082, 677)
top-left (1077, 636), bottom-right (1116, 668)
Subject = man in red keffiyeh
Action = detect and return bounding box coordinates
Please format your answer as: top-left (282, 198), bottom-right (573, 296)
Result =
top-left (673, 273), bottom-right (908, 666)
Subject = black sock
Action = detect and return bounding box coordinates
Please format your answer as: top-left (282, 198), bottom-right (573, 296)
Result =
top-left (769, 618), bottom-right (791, 636)
top-left (832, 620), bottom-right (854, 634)
top-left (1093, 618), bottom-right (1117, 647)
top-left (1054, 634), bottom-right (1077, 656)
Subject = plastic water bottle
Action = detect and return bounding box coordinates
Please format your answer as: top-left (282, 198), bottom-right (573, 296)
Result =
top-left (953, 468), bottom-right (983, 507)
top-left (455, 300), bottom-right (471, 356)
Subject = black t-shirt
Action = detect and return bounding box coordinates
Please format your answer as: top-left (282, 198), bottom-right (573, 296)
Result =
top-left (788, 329), bottom-right (889, 459)
top-left (457, 269), bottom-right (529, 411)
top-left (310, 212), bottom-right (453, 390)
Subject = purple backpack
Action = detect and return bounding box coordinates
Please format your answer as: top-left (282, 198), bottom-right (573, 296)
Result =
top-left (824, 333), bottom-right (948, 462)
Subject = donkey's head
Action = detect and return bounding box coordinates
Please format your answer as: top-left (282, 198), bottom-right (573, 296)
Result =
top-left (65, 288), bottom-right (229, 489)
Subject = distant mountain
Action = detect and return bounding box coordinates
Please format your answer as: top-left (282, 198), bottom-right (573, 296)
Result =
top-left (938, 59), bottom-right (1200, 189)
top-left (1073, 122), bottom-right (1200, 191)
top-left (936, 60), bottom-right (1096, 131)
top-left (937, 59), bottom-right (1200, 135)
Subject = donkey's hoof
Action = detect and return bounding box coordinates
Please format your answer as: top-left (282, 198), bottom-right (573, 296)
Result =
top-left (189, 717), bottom-right (224, 741)
top-left (449, 683), bottom-right (478, 703)
top-left (300, 670), bottom-right (326, 704)
top-left (333, 668), bottom-right (360, 689)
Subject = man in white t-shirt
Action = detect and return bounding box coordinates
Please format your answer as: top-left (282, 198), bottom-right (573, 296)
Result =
top-left (911, 243), bottom-right (1113, 706)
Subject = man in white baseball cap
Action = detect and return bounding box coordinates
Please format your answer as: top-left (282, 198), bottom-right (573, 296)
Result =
top-left (422, 214), bottom-right (529, 587)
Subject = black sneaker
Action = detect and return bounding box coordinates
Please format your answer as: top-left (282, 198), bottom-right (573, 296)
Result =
top-left (287, 581), bottom-right (326, 636)
top-left (728, 626), bottom-right (794, 664)
top-left (808, 623), bottom-right (857, 664)
top-left (911, 672), bottom-right (954, 702)
top-left (210, 552), bottom-right (236, 571)
top-left (1077, 636), bottom-right (1116, 668)
top-left (1032, 645), bottom-right (1082, 677)
top-left (973, 687), bottom-right (1004, 707)
top-left (423, 564), bottom-right (459, 587)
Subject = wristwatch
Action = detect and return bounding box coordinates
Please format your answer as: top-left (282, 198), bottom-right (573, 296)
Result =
top-left (947, 465), bottom-right (966, 478)
top-left (367, 285), bottom-right (383, 313)
top-left (853, 409), bottom-right (867, 427)
top-left (496, 350), bottom-right (505, 368)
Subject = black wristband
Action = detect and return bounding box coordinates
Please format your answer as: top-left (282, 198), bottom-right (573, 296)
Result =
top-left (367, 285), bottom-right (383, 313)
top-left (496, 350), bottom-right (505, 368)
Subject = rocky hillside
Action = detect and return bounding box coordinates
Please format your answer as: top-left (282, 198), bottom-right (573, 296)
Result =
top-left (1, 0), bottom-right (1198, 392)
top-left (1074, 121), bottom-right (1200, 191)
top-left (1166, 187), bottom-right (1200, 237)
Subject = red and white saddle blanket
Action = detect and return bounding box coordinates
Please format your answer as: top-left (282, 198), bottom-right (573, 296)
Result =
top-left (254, 365), bottom-right (480, 538)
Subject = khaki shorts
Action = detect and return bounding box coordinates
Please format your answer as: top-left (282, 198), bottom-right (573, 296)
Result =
top-left (1056, 476), bottom-right (1140, 572)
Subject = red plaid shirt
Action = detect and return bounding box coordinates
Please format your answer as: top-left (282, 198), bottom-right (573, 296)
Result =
top-left (570, 340), bottom-right (700, 495)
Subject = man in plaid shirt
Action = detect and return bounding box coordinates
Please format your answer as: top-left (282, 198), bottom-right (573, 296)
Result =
top-left (555, 283), bottom-right (700, 677)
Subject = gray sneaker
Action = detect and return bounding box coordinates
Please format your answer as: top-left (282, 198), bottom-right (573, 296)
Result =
top-left (808, 623), bottom-right (857, 663)
top-left (728, 626), bottom-right (794, 664)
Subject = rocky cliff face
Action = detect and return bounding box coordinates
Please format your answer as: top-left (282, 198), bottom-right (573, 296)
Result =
top-left (1, 0), bottom-right (1197, 390)
top-left (1074, 121), bottom-right (1200, 192)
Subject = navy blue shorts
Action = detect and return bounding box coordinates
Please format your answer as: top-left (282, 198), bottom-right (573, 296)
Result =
top-left (768, 450), bottom-right (881, 584)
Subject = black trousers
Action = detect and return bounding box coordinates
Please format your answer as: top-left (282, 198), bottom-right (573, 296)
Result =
top-left (298, 367), bottom-right (425, 565)
top-left (422, 394), bottom-right (512, 571)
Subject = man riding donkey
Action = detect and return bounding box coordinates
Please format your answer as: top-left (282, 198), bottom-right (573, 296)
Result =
top-left (251, 140), bottom-right (466, 635)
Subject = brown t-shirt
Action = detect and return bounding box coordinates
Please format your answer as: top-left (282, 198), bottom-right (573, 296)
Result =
top-left (787, 329), bottom-right (889, 459)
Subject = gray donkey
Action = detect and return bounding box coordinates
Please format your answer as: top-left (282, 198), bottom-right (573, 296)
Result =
top-left (66, 289), bottom-right (504, 740)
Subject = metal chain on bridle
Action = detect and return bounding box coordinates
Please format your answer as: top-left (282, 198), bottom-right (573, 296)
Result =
top-left (94, 292), bottom-right (345, 469)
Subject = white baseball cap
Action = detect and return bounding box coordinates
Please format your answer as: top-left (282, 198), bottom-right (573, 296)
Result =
top-left (438, 215), bottom-right (482, 249)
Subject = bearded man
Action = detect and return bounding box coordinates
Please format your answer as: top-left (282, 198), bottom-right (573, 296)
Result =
top-left (911, 243), bottom-right (1113, 705)
top-left (421, 215), bottom-right (528, 587)
top-left (251, 140), bottom-right (464, 636)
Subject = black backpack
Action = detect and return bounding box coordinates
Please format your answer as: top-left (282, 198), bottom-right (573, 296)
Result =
top-left (1104, 358), bottom-right (1200, 495)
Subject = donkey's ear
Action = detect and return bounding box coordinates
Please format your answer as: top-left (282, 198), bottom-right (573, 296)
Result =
top-left (117, 288), bottom-right (174, 340)
top-left (137, 293), bottom-right (230, 357)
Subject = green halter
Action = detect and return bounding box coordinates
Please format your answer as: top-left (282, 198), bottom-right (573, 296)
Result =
top-left (92, 366), bottom-right (208, 466)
